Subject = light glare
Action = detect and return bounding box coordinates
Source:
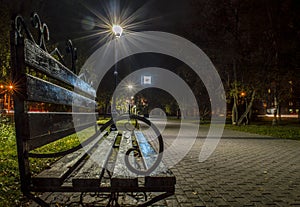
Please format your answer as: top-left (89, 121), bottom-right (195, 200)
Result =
top-left (112, 24), bottom-right (123, 38)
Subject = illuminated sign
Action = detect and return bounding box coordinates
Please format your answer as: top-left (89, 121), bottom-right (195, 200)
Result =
top-left (142, 76), bottom-right (152, 85)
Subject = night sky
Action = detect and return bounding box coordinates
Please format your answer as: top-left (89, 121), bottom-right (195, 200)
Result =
top-left (4, 0), bottom-right (299, 66)
top-left (6, 0), bottom-right (191, 54)
top-left (2, 0), bottom-right (300, 105)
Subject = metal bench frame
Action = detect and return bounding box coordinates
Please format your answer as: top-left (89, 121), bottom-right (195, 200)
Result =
top-left (10, 13), bottom-right (175, 207)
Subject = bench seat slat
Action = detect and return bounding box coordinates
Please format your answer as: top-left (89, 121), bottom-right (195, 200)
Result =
top-left (24, 39), bottom-right (96, 97)
top-left (31, 131), bottom-right (107, 188)
top-left (134, 131), bottom-right (176, 188)
top-left (111, 131), bottom-right (138, 189)
top-left (72, 131), bottom-right (118, 190)
top-left (26, 75), bottom-right (96, 108)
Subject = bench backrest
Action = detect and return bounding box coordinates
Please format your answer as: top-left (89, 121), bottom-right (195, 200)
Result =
top-left (11, 14), bottom-right (97, 191)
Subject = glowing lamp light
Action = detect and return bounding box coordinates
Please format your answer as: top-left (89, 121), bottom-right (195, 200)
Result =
top-left (241, 92), bottom-right (246, 97)
top-left (112, 24), bottom-right (123, 38)
top-left (0, 85), bottom-right (3, 89)
top-left (9, 85), bottom-right (13, 90)
top-left (127, 85), bottom-right (133, 90)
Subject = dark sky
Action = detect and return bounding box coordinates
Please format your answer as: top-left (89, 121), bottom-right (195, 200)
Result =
top-left (5, 0), bottom-right (194, 52)
top-left (3, 0), bottom-right (300, 80)
top-left (40, 0), bottom-right (193, 54)
top-left (23, 0), bottom-right (196, 90)
top-left (2, 0), bottom-right (299, 104)
top-left (5, 0), bottom-right (299, 56)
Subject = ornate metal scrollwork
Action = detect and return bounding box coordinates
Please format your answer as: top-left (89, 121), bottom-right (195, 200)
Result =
top-left (116, 115), bottom-right (164, 176)
top-left (14, 13), bottom-right (49, 50)
top-left (66, 39), bottom-right (78, 74)
top-left (14, 15), bottom-right (35, 44)
top-left (14, 13), bottom-right (78, 74)
top-left (31, 12), bottom-right (50, 52)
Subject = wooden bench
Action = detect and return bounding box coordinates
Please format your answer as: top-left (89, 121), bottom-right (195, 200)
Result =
top-left (11, 13), bottom-right (175, 206)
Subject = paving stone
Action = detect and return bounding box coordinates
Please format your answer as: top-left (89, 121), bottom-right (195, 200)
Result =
top-left (212, 197), bottom-right (229, 206)
top-left (176, 194), bottom-right (189, 203)
top-left (192, 201), bottom-right (206, 207)
top-left (179, 203), bottom-right (194, 207)
top-left (184, 191), bottom-right (199, 199)
top-left (166, 198), bottom-right (179, 207)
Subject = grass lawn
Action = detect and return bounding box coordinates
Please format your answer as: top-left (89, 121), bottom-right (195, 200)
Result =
top-left (226, 118), bottom-right (300, 140)
top-left (0, 123), bottom-right (95, 206)
top-left (0, 124), bottom-right (22, 206)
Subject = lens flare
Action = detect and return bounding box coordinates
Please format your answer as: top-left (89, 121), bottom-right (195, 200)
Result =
top-left (75, 0), bottom-right (159, 49)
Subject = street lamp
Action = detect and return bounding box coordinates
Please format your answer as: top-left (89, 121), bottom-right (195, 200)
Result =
top-left (111, 24), bottom-right (123, 89)
top-left (127, 84), bottom-right (133, 90)
top-left (112, 24), bottom-right (123, 38)
top-left (111, 24), bottom-right (123, 131)
top-left (112, 24), bottom-right (123, 99)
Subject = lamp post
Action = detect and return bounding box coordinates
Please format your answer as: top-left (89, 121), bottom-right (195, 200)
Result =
top-left (126, 85), bottom-right (134, 115)
top-left (111, 24), bottom-right (123, 110)
top-left (110, 24), bottom-right (123, 131)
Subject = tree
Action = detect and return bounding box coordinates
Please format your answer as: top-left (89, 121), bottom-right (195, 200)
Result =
top-left (0, 3), bottom-right (11, 82)
top-left (184, 0), bottom-right (299, 125)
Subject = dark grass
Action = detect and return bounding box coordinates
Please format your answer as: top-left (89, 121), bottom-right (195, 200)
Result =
top-left (226, 117), bottom-right (300, 140)
top-left (0, 123), bottom-right (95, 206)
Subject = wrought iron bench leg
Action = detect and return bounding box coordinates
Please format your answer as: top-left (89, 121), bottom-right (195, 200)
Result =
top-left (137, 192), bottom-right (174, 207)
top-left (25, 192), bottom-right (50, 207)
top-left (106, 192), bottom-right (120, 207)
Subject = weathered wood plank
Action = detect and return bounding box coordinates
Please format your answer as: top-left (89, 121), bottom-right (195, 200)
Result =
top-left (27, 112), bottom-right (97, 139)
top-left (32, 131), bottom-right (107, 187)
top-left (134, 131), bottom-right (176, 188)
top-left (111, 131), bottom-right (138, 189)
top-left (26, 112), bottom-right (97, 150)
top-left (72, 131), bottom-right (118, 190)
top-left (24, 39), bottom-right (96, 97)
top-left (134, 131), bottom-right (158, 170)
top-left (26, 75), bottom-right (96, 108)
top-left (28, 123), bottom-right (96, 151)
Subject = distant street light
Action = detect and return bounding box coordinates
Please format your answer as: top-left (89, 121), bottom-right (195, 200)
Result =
top-left (127, 84), bottom-right (133, 90)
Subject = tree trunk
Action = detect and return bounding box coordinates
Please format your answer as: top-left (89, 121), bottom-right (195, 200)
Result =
top-left (272, 96), bottom-right (278, 126)
top-left (232, 59), bottom-right (238, 125)
top-left (237, 90), bottom-right (256, 126)
top-left (232, 94), bottom-right (238, 125)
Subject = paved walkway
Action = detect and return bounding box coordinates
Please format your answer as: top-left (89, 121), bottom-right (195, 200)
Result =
top-left (30, 123), bottom-right (300, 207)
